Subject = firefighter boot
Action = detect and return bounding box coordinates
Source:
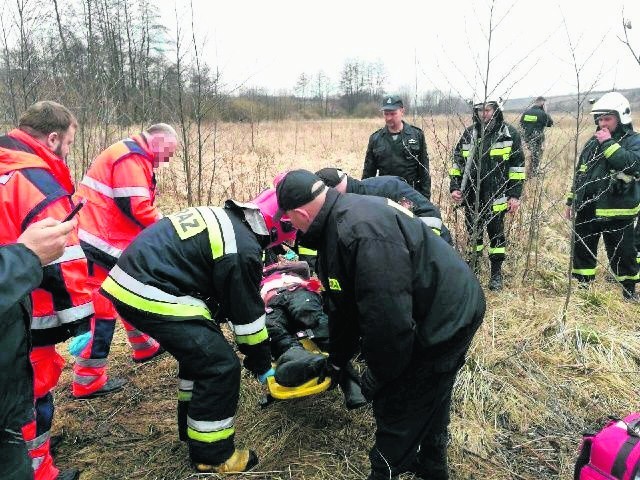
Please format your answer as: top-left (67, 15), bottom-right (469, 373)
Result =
top-left (339, 363), bottom-right (367, 410)
top-left (488, 260), bottom-right (503, 291)
top-left (74, 377), bottom-right (128, 399)
top-left (195, 449), bottom-right (258, 473)
top-left (56, 468), bottom-right (80, 480)
top-left (622, 281), bottom-right (640, 303)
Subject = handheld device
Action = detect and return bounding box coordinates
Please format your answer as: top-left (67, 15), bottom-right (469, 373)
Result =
top-left (63, 198), bottom-right (87, 222)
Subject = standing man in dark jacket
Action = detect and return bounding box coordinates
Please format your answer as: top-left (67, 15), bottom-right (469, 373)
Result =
top-left (565, 91), bottom-right (640, 300)
top-left (315, 167), bottom-right (452, 244)
top-left (1, 218), bottom-right (75, 480)
top-left (450, 99), bottom-right (525, 291)
top-left (275, 169), bottom-right (485, 480)
top-left (101, 188), bottom-right (296, 473)
top-left (519, 96), bottom-right (553, 176)
top-left (362, 96), bottom-right (431, 199)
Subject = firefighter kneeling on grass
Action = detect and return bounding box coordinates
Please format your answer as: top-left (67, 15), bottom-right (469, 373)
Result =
top-left (100, 188), bottom-right (295, 473)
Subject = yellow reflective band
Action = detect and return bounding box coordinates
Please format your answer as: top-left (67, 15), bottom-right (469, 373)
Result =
top-left (196, 207), bottom-right (225, 259)
top-left (236, 327), bottom-right (268, 345)
top-left (523, 114), bottom-right (538, 122)
top-left (572, 268), bottom-right (596, 276)
top-left (508, 172), bottom-right (526, 180)
top-left (474, 245), bottom-right (484, 252)
top-left (449, 168), bottom-right (462, 176)
top-left (328, 278), bottom-right (341, 291)
top-left (432, 228), bottom-right (441, 236)
top-left (637, 257), bottom-right (640, 264)
top-left (102, 277), bottom-right (212, 320)
top-left (603, 142), bottom-right (621, 159)
top-left (462, 150), bottom-right (470, 158)
top-left (579, 164), bottom-right (587, 173)
top-left (492, 202), bottom-right (508, 212)
top-left (489, 247), bottom-right (506, 254)
top-left (178, 391), bottom-right (192, 401)
top-left (595, 204), bottom-right (640, 217)
top-left (187, 426), bottom-right (235, 443)
top-left (298, 247), bottom-right (317, 256)
top-left (566, 192), bottom-right (574, 200)
top-left (387, 198), bottom-right (414, 217)
top-left (489, 147), bottom-right (512, 158)
top-left (615, 273), bottom-right (640, 282)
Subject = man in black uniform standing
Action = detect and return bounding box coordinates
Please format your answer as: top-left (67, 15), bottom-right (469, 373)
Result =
top-left (276, 169), bottom-right (485, 480)
top-left (519, 96), bottom-right (553, 176)
top-left (362, 95), bottom-right (431, 199)
top-left (101, 188), bottom-right (297, 473)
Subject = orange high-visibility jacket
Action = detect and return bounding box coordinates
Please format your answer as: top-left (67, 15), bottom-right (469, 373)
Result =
top-left (0, 129), bottom-right (94, 347)
top-left (76, 134), bottom-right (161, 269)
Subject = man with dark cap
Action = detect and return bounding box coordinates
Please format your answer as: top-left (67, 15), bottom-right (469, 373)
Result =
top-left (315, 167), bottom-right (452, 244)
top-left (275, 169), bottom-right (485, 480)
top-left (362, 95), bottom-right (431, 199)
top-left (519, 96), bottom-right (553, 176)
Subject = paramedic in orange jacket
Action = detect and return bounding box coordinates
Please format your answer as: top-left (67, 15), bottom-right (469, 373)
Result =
top-left (0, 101), bottom-right (93, 480)
top-left (73, 123), bottom-right (178, 399)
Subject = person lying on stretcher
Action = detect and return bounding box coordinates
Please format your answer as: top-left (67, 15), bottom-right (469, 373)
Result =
top-left (261, 260), bottom-right (366, 409)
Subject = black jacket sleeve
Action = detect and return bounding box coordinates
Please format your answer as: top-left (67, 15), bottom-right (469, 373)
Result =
top-left (362, 135), bottom-right (377, 179)
top-left (505, 128), bottom-right (526, 199)
top-left (450, 131), bottom-right (467, 192)
top-left (416, 131), bottom-right (431, 199)
top-left (0, 244), bottom-right (42, 316)
top-left (214, 252), bottom-right (271, 375)
top-left (603, 134), bottom-right (640, 174)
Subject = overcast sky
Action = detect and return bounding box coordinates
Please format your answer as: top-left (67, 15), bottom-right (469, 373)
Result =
top-left (160, 0), bottom-right (640, 100)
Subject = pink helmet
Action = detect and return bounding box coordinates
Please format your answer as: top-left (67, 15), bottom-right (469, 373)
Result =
top-left (251, 188), bottom-right (297, 248)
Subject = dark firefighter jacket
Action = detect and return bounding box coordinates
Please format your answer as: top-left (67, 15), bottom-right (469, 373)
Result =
top-left (362, 121), bottom-right (431, 199)
top-left (567, 124), bottom-right (640, 219)
top-left (345, 175), bottom-right (452, 244)
top-left (519, 105), bottom-right (553, 139)
top-left (100, 204), bottom-right (271, 375)
top-left (298, 189), bottom-right (485, 389)
top-left (449, 119), bottom-right (525, 211)
top-left (0, 243), bottom-right (41, 428)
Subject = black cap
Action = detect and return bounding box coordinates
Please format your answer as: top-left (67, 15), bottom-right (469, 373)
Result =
top-left (315, 167), bottom-right (347, 187)
top-left (535, 96), bottom-right (546, 102)
top-left (381, 95), bottom-right (403, 111)
top-left (276, 169), bottom-right (326, 215)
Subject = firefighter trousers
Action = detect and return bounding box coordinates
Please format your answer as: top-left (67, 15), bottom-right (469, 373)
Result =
top-left (464, 202), bottom-right (506, 263)
top-left (72, 264), bottom-right (160, 397)
top-left (524, 133), bottom-right (544, 175)
top-left (572, 204), bottom-right (639, 283)
top-left (111, 301), bottom-right (241, 466)
top-left (0, 427), bottom-right (33, 480)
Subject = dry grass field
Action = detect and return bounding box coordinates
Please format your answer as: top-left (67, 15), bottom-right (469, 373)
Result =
top-left (51, 114), bottom-right (640, 479)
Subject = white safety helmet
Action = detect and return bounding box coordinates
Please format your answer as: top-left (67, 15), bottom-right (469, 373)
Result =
top-left (473, 97), bottom-right (505, 112)
top-left (591, 92), bottom-right (632, 125)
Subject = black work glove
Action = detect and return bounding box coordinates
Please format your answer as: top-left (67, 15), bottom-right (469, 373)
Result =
top-left (360, 368), bottom-right (382, 401)
top-left (319, 361), bottom-right (343, 390)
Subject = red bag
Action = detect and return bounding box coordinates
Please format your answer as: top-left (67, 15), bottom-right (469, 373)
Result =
top-left (575, 413), bottom-right (640, 480)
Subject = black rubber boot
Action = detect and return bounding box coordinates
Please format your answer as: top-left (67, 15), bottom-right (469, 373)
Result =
top-left (622, 281), bottom-right (639, 303)
top-left (339, 363), bottom-right (367, 410)
top-left (56, 468), bottom-right (80, 480)
top-left (74, 377), bottom-right (128, 399)
top-left (488, 260), bottom-right (503, 291)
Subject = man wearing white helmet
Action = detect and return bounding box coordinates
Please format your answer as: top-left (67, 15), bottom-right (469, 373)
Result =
top-left (565, 91), bottom-right (640, 300)
top-left (450, 99), bottom-right (526, 291)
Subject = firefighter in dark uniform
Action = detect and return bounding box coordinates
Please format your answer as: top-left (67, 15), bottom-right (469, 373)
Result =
top-left (565, 91), bottom-right (640, 300)
top-left (100, 188), bottom-right (297, 473)
top-left (362, 95), bottom-right (431, 199)
top-left (519, 96), bottom-right (553, 176)
top-left (450, 99), bottom-right (525, 291)
top-left (315, 167), bottom-right (452, 245)
top-left (275, 170), bottom-right (485, 480)
top-left (0, 218), bottom-right (74, 480)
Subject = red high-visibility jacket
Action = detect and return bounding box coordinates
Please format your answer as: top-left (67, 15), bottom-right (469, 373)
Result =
top-left (0, 129), bottom-right (94, 347)
top-left (76, 134), bottom-right (161, 269)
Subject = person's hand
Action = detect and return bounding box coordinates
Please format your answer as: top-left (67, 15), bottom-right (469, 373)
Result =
top-left (451, 190), bottom-right (463, 204)
top-left (507, 197), bottom-right (521, 214)
top-left (68, 331), bottom-right (92, 356)
top-left (565, 206), bottom-right (572, 220)
top-left (595, 128), bottom-right (612, 144)
top-left (17, 218), bottom-right (76, 265)
top-left (257, 368), bottom-right (275, 384)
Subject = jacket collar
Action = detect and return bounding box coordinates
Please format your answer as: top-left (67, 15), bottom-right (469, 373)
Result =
top-left (4, 129), bottom-right (75, 193)
top-left (381, 120), bottom-right (407, 137)
top-left (298, 188), bottom-right (340, 250)
top-left (131, 134), bottom-right (155, 162)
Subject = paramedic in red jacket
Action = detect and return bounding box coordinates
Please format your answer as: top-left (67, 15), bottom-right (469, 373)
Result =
top-left (0, 101), bottom-right (93, 480)
top-left (72, 124), bottom-right (178, 399)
